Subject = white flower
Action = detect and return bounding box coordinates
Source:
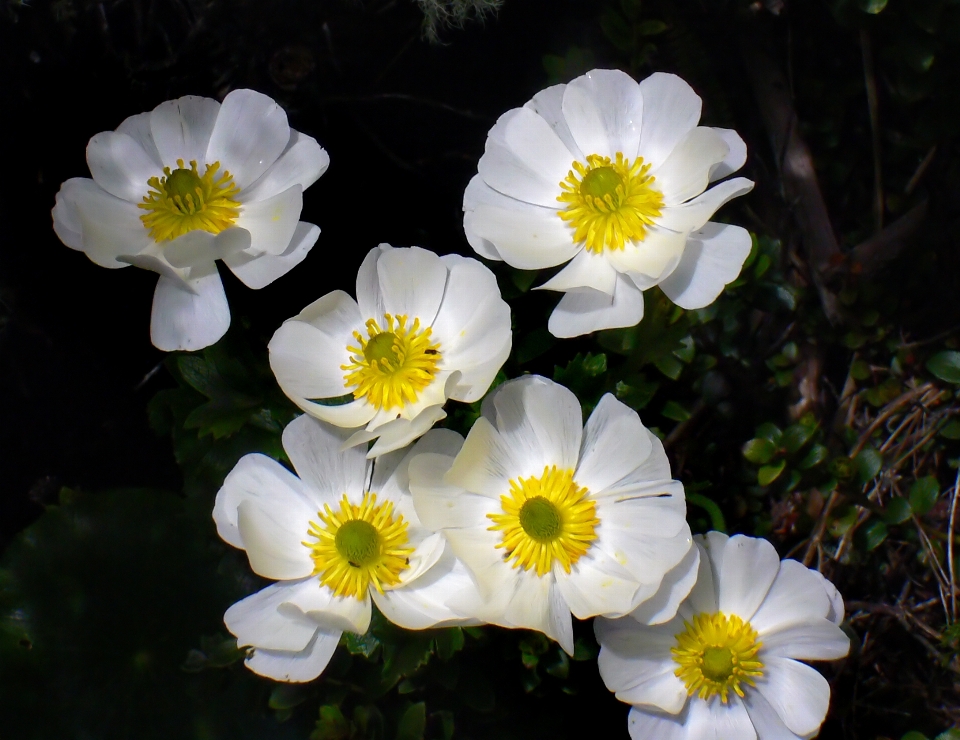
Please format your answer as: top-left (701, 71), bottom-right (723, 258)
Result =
top-left (52, 89), bottom-right (329, 351)
top-left (463, 68), bottom-right (755, 338)
top-left (407, 375), bottom-right (698, 654)
top-left (212, 414), bottom-right (481, 682)
top-left (268, 244), bottom-right (512, 458)
top-left (595, 532), bottom-right (850, 740)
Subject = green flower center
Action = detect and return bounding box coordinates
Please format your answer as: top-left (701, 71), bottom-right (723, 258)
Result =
top-left (701, 646), bottom-right (736, 682)
top-left (163, 168), bottom-right (206, 213)
top-left (579, 166), bottom-right (623, 202)
top-left (363, 332), bottom-right (401, 367)
top-left (518, 496), bottom-right (562, 542)
top-left (334, 520), bottom-right (381, 568)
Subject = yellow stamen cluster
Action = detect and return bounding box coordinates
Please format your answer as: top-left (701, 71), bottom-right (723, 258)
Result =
top-left (139, 159), bottom-right (241, 242)
top-left (303, 492), bottom-right (414, 600)
top-left (487, 466), bottom-right (599, 577)
top-left (557, 152), bottom-right (664, 253)
top-left (342, 314), bottom-right (442, 410)
top-left (672, 612), bottom-right (764, 703)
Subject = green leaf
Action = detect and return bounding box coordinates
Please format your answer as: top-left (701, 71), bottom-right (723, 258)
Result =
top-left (742, 438), bottom-right (776, 465)
top-left (901, 732), bottom-right (928, 740)
top-left (756, 423), bottom-right (783, 445)
top-left (433, 627), bottom-right (464, 661)
top-left (687, 493), bottom-right (726, 532)
top-left (662, 401), bottom-right (692, 422)
top-left (315, 705), bottom-right (351, 740)
top-left (883, 497), bottom-right (913, 525)
top-left (637, 19), bottom-right (668, 35)
top-left (269, 683), bottom-right (312, 710)
top-left (909, 476), bottom-right (940, 515)
top-left (758, 459), bottom-right (787, 486)
top-left (850, 360), bottom-right (871, 380)
top-left (940, 419), bottom-right (960, 440)
top-left (855, 447), bottom-right (883, 485)
top-left (342, 630), bottom-right (381, 658)
top-left (798, 444), bottom-right (829, 470)
top-left (783, 423), bottom-right (817, 454)
top-left (858, 519), bottom-right (888, 551)
top-left (395, 703), bottom-right (426, 740)
top-left (859, 0), bottom-right (887, 13)
top-left (516, 328), bottom-right (556, 365)
top-left (654, 354), bottom-right (684, 380)
top-left (928, 351), bottom-right (960, 384)
top-left (615, 378), bottom-right (659, 410)
top-left (935, 729), bottom-right (960, 740)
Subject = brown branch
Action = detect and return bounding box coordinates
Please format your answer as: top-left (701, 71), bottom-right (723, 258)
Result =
top-left (842, 200), bottom-right (929, 277)
top-left (861, 29), bottom-right (884, 233)
top-left (740, 27), bottom-right (842, 322)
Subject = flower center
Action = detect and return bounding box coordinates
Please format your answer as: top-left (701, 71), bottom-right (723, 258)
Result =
top-left (303, 492), bottom-right (414, 600)
top-left (138, 159), bottom-right (241, 243)
top-left (341, 314), bottom-right (442, 411)
top-left (487, 466), bottom-right (599, 577)
top-left (671, 612), bottom-right (764, 703)
top-left (557, 152), bottom-right (664, 253)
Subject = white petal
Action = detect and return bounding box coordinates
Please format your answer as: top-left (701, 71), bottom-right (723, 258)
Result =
top-left (687, 695), bottom-right (757, 740)
top-left (119, 249), bottom-right (188, 284)
top-left (410, 456), bottom-right (497, 533)
top-left (760, 619), bottom-right (850, 662)
top-left (478, 107), bottom-right (573, 208)
top-left (375, 247), bottom-right (448, 326)
top-left (502, 571), bottom-right (574, 654)
top-left (637, 73), bottom-right (703, 171)
top-left (431, 255), bottom-right (512, 402)
top-left (524, 83), bottom-right (583, 160)
top-left (628, 705), bottom-right (690, 740)
top-left (236, 499), bottom-right (315, 580)
top-left (213, 452), bottom-right (315, 549)
top-left (234, 184), bottom-right (303, 256)
top-left (749, 560), bottom-right (831, 635)
top-left (595, 614), bottom-right (684, 706)
top-left (654, 127), bottom-right (730, 206)
top-left (657, 178), bottom-right (755, 233)
top-left (822, 574), bottom-right (845, 625)
top-left (462, 175), bottom-right (505, 261)
top-left (601, 426), bottom-right (673, 494)
top-left (241, 131), bottom-right (329, 201)
top-left (355, 245), bottom-right (390, 321)
top-left (629, 541), bottom-right (700, 625)
top-left (709, 128), bottom-right (747, 182)
top-left (278, 579), bottom-right (372, 634)
top-left (659, 223), bottom-right (752, 309)
top-left (489, 375), bottom-right (582, 473)
top-left (162, 226), bottom-right (249, 269)
top-left (116, 111), bottom-right (162, 164)
top-left (268, 309), bottom-right (357, 402)
top-left (51, 178), bottom-right (100, 254)
top-left (225, 580), bottom-right (321, 651)
top-left (562, 68), bottom-right (644, 159)
top-left (86, 131), bottom-right (161, 202)
top-left (205, 89), bottom-right (290, 188)
top-left (597, 509), bottom-right (691, 585)
top-left (595, 482), bottom-right (687, 534)
top-left (224, 221), bottom-right (320, 289)
top-left (743, 690), bottom-right (807, 740)
top-left (685, 534), bottom-right (728, 616)
top-left (69, 181), bottom-right (154, 268)
top-left (351, 405), bottom-right (448, 459)
top-left (548, 274), bottom-right (644, 338)
top-left (372, 545), bottom-right (483, 629)
top-left (150, 268), bottom-right (230, 351)
top-left (444, 417), bottom-right (518, 499)
top-left (605, 227), bottom-right (688, 285)
top-left (537, 249), bottom-right (618, 295)
top-left (243, 629), bottom-right (341, 683)
top-left (717, 535), bottom-right (780, 622)
top-left (465, 198), bottom-right (579, 270)
top-left (555, 547), bottom-right (643, 619)
top-left (281, 414), bottom-right (369, 505)
top-left (576, 394), bottom-right (653, 493)
top-left (755, 658), bottom-right (831, 737)
top-left (150, 95), bottom-right (221, 167)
